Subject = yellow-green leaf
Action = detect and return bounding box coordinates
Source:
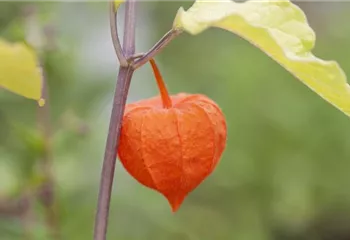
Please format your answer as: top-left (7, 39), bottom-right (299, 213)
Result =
top-left (174, 0), bottom-right (350, 117)
top-left (0, 39), bottom-right (43, 105)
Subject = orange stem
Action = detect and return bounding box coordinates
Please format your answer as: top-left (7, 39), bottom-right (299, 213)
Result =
top-left (149, 58), bottom-right (172, 108)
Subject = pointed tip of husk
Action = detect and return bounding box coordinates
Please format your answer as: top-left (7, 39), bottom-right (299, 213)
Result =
top-left (165, 193), bottom-right (186, 213)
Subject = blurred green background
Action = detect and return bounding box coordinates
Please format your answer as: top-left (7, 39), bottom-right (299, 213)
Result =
top-left (1, 1), bottom-right (350, 240)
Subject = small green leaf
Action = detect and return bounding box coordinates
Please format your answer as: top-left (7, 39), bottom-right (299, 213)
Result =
top-left (0, 39), bottom-right (44, 105)
top-left (173, 0), bottom-right (350, 117)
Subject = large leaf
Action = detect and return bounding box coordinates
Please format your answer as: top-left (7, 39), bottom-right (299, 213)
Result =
top-left (173, 0), bottom-right (350, 117)
top-left (0, 39), bottom-right (44, 105)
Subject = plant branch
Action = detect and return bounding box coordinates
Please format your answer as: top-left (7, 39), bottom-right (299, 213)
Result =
top-left (109, 1), bottom-right (128, 66)
top-left (94, 1), bottom-right (136, 240)
top-left (123, 0), bottom-right (136, 58)
top-left (133, 28), bottom-right (182, 69)
top-left (23, 5), bottom-right (60, 239)
top-left (19, 191), bottom-right (35, 240)
top-left (37, 65), bottom-right (60, 240)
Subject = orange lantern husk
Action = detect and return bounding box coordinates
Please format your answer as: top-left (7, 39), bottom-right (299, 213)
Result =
top-left (118, 59), bottom-right (227, 212)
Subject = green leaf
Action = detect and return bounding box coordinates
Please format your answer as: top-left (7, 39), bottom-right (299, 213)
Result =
top-left (0, 39), bottom-right (44, 105)
top-left (173, 0), bottom-right (350, 117)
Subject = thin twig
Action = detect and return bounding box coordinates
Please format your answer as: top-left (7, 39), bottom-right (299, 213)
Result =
top-left (122, 0), bottom-right (136, 58)
top-left (93, 1), bottom-right (136, 239)
top-left (19, 191), bottom-right (35, 240)
top-left (133, 28), bottom-right (182, 69)
top-left (23, 5), bottom-right (60, 239)
top-left (37, 65), bottom-right (60, 240)
top-left (110, 1), bottom-right (128, 66)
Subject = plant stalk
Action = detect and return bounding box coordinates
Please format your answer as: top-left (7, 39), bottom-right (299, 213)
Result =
top-left (93, 1), bottom-right (136, 239)
top-left (37, 64), bottom-right (60, 240)
top-left (24, 4), bottom-right (60, 239)
top-left (110, 1), bottom-right (128, 66)
top-left (133, 28), bottom-right (182, 69)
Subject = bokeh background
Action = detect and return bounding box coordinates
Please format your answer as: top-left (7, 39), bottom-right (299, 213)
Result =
top-left (1, 1), bottom-right (350, 240)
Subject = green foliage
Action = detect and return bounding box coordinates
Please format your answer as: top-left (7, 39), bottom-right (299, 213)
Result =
top-left (174, 0), bottom-right (350, 117)
top-left (0, 1), bottom-right (350, 240)
top-left (0, 39), bottom-right (43, 104)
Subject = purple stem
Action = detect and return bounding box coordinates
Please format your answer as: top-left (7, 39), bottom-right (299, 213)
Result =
top-left (93, 1), bottom-right (136, 240)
